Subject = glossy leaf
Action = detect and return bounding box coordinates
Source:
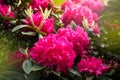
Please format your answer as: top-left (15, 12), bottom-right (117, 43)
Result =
top-left (69, 69), bottom-right (81, 78)
top-left (28, 71), bottom-right (42, 80)
top-left (12, 25), bottom-right (31, 32)
top-left (31, 65), bottom-right (44, 71)
top-left (19, 48), bottom-right (26, 54)
top-left (51, 70), bottom-right (61, 77)
top-left (70, 21), bottom-right (77, 30)
top-left (22, 59), bottom-right (32, 74)
top-left (21, 31), bottom-right (36, 36)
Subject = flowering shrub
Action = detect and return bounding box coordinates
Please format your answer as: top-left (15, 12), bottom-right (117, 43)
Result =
top-left (29, 0), bottom-right (52, 10)
top-left (61, 5), bottom-right (99, 34)
top-left (57, 25), bottom-right (89, 57)
top-left (78, 56), bottom-right (110, 75)
top-left (0, 5), bottom-right (14, 18)
top-left (0, 0), bottom-right (120, 80)
top-left (30, 34), bottom-right (76, 73)
top-left (62, 5), bottom-right (98, 26)
top-left (25, 12), bottom-right (54, 35)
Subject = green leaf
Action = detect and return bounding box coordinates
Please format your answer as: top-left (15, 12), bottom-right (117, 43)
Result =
top-left (21, 31), bottom-right (36, 36)
top-left (31, 65), bottom-right (44, 71)
top-left (12, 25), bottom-right (31, 32)
top-left (107, 69), bottom-right (115, 76)
top-left (28, 71), bottom-right (42, 80)
top-left (86, 76), bottom-right (94, 80)
top-left (22, 59), bottom-right (45, 74)
top-left (69, 69), bottom-right (81, 78)
top-left (22, 59), bottom-right (32, 74)
top-left (98, 76), bottom-right (112, 80)
top-left (51, 70), bottom-right (61, 77)
top-left (19, 48), bottom-right (29, 57)
top-left (82, 18), bottom-right (89, 31)
top-left (70, 21), bottom-right (77, 30)
top-left (19, 48), bottom-right (26, 54)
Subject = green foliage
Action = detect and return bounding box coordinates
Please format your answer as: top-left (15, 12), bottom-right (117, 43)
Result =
top-left (0, 71), bottom-right (25, 80)
top-left (0, 29), bottom-right (37, 71)
top-left (22, 59), bottom-right (44, 74)
top-left (27, 71), bottom-right (42, 80)
top-left (12, 25), bottom-right (31, 32)
top-left (99, 0), bottom-right (120, 55)
top-left (69, 69), bottom-right (82, 78)
top-left (22, 59), bottom-right (33, 74)
top-left (21, 31), bottom-right (36, 36)
top-left (0, 30), bottom-right (18, 68)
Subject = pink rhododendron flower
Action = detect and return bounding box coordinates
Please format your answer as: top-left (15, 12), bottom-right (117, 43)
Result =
top-left (78, 56), bottom-right (111, 75)
top-left (81, 0), bottom-right (104, 13)
top-left (62, 5), bottom-right (98, 27)
top-left (57, 25), bottom-right (89, 57)
top-left (92, 25), bottom-right (100, 34)
top-left (29, 34), bottom-right (76, 73)
top-left (0, 5), bottom-right (14, 18)
top-left (61, 0), bottom-right (82, 10)
top-left (61, 0), bottom-right (101, 34)
top-left (29, 0), bottom-right (52, 10)
top-left (25, 12), bottom-right (54, 34)
top-left (61, 0), bottom-right (104, 13)
top-left (71, 0), bottom-right (82, 3)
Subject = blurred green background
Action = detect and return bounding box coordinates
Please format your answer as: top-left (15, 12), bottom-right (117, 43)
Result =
top-left (53, 0), bottom-right (64, 6)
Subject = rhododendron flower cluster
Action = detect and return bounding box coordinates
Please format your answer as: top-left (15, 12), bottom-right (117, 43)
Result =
top-left (61, 0), bottom-right (104, 34)
top-left (30, 34), bottom-right (76, 73)
top-left (78, 56), bottom-right (111, 75)
top-left (25, 12), bottom-right (54, 34)
top-left (62, 5), bottom-right (98, 26)
top-left (81, 0), bottom-right (104, 13)
top-left (61, 5), bottom-right (99, 34)
top-left (57, 25), bottom-right (89, 57)
top-left (0, 5), bottom-right (14, 18)
top-left (0, 0), bottom-right (14, 18)
top-left (61, 0), bottom-right (104, 13)
top-left (29, 25), bottom-right (90, 73)
top-left (29, 0), bottom-right (52, 10)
